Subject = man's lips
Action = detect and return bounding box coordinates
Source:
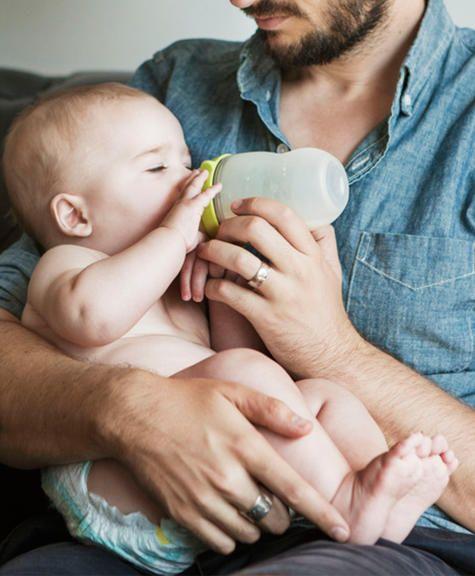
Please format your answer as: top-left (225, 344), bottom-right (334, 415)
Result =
top-left (254, 15), bottom-right (289, 30)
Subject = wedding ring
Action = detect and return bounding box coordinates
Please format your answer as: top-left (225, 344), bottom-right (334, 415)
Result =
top-left (247, 262), bottom-right (271, 290)
top-left (246, 493), bottom-right (273, 522)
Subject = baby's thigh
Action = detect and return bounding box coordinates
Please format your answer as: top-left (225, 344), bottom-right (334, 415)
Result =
top-left (176, 348), bottom-right (311, 417)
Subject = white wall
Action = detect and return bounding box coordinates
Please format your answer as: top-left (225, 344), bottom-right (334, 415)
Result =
top-left (0, 0), bottom-right (473, 75)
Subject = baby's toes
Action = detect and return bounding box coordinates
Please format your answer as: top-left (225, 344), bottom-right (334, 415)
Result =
top-left (393, 432), bottom-right (425, 458)
top-left (415, 435), bottom-right (432, 459)
top-left (441, 450), bottom-right (459, 474)
top-left (430, 434), bottom-right (449, 456)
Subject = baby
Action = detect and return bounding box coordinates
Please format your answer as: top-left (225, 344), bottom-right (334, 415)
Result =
top-left (3, 83), bottom-right (458, 575)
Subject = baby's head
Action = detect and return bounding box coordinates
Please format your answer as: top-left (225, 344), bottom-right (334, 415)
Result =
top-left (3, 83), bottom-right (193, 253)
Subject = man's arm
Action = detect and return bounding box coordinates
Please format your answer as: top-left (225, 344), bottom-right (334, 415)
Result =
top-left (0, 308), bottom-right (350, 550)
top-left (0, 308), bottom-right (126, 467)
top-left (199, 198), bottom-right (475, 532)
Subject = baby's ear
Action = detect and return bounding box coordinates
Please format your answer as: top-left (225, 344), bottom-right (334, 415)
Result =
top-left (50, 193), bottom-right (92, 238)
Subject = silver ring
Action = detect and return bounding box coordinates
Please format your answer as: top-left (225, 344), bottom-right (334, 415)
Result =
top-left (247, 262), bottom-right (271, 290)
top-left (246, 493), bottom-right (273, 522)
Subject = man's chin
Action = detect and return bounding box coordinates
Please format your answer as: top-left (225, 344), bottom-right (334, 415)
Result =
top-left (262, 38), bottom-right (301, 69)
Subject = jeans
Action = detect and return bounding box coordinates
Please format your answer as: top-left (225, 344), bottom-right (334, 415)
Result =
top-left (1, 511), bottom-right (474, 575)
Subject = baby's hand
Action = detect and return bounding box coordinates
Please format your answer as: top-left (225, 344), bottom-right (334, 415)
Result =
top-left (180, 253), bottom-right (237, 303)
top-left (180, 248), bottom-right (209, 302)
top-left (161, 170), bottom-right (221, 252)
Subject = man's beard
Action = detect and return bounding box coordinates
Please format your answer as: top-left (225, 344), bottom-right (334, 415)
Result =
top-left (245, 0), bottom-right (391, 68)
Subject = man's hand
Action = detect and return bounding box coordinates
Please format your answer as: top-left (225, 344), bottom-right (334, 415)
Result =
top-left (197, 197), bottom-right (363, 378)
top-left (103, 369), bottom-right (350, 554)
top-left (162, 169), bottom-right (221, 253)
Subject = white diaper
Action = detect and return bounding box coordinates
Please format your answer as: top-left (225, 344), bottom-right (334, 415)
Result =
top-left (42, 462), bottom-right (206, 575)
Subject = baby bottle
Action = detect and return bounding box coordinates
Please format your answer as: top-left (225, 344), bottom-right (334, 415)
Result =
top-left (200, 148), bottom-right (349, 237)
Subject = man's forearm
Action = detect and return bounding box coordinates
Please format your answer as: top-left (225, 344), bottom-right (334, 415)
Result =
top-left (316, 339), bottom-right (475, 531)
top-left (0, 316), bottom-right (130, 468)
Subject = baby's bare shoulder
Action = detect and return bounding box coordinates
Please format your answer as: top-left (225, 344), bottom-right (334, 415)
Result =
top-left (38, 244), bottom-right (108, 270)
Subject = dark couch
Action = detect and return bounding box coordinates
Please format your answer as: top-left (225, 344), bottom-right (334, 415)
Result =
top-left (0, 68), bottom-right (131, 544)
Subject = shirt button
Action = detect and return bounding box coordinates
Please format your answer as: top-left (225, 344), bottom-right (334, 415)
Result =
top-left (402, 93), bottom-right (412, 111)
top-left (276, 143), bottom-right (289, 153)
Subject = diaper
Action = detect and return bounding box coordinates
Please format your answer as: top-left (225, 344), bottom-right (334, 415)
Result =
top-left (42, 462), bottom-right (206, 575)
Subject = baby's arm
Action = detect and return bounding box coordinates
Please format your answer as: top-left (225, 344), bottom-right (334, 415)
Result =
top-left (29, 171), bottom-right (220, 347)
top-left (28, 228), bottom-right (187, 347)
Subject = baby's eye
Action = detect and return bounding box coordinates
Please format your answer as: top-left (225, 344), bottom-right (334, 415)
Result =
top-left (147, 164), bottom-right (168, 173)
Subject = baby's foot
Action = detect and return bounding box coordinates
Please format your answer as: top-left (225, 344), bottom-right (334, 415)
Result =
top-left (381, 434), bottom-right (458, 543)
top-left (332, 433), bottom-right (427, 545)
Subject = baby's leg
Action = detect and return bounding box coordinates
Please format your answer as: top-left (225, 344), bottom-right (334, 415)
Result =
top-left (87, 350), bottom-right (352, 533)
top-left (176, 348), bottom-right (351, 502)
top-left (297, 378), bottom-right (458, 543)
top-left (178, 350), bottom-right (425, 544)
top-left (87, 459), bottom-right (163, 522)
top-left (296, 378), bottom-right (388, 470)
top-left (184, 355), bottom-right (455, 545)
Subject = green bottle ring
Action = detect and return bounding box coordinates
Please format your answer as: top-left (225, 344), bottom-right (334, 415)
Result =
top-left (200, 154), bottom-right (231, 237)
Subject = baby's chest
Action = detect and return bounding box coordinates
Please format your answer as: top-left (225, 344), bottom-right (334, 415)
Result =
top-left (126, 285), bottom-right (210, 347)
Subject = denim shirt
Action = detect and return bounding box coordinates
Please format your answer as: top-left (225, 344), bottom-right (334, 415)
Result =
top-left (1, 0), bottom-right (473, 534)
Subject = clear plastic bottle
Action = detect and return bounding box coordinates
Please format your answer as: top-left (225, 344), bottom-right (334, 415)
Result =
top-left (200, 148), bottom-right (349, 237)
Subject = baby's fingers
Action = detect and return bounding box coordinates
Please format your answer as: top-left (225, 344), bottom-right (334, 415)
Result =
top-left (191, 182), bottom-right (222, 210)
top-left (180, 251), bottom-right (197, 301)
top-left (183, 170), bottom-right (210, 200)
top-left (191, 257), bottom-right (209, 302)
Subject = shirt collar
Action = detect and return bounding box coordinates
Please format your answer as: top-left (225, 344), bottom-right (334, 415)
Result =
top-left (237, 0), bottom-right (455, 119)
top-left (396, 0), bottom-right (455, 117)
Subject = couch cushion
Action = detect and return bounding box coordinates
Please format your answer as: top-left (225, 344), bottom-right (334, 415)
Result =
top-left (0, 68), bottom-right (132, 253)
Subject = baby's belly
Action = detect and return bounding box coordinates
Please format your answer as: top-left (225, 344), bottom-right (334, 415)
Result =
top-left (84, 334), bottom-right (215, 377)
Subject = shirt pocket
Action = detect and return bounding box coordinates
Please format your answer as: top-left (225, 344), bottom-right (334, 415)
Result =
top-left (346, 232), bottom-right (475, 374)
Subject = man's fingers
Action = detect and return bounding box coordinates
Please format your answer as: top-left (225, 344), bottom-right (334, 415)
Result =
top-left (242, 435), bottom-right (350, 541)
top-left (205, 277), bottom-right (263, 319)
top-left (182, 514), bottom-right (237, 555)
top-left (199, 239), bottom-right (265, 283)
top-left (192, 490), bottom-right (262, 547)
top-left (255, 486), bottom-right (291, 535)
top-left (310, 225), bottom-right (342, 279)
top-left (223, 383), bottom-right (312, 439)
top-left (221, 385), bottom-right (349, 539)
top-left (215, 215), bottom-right (295, 271)
top-left (231, 197), bottom-right (316, 255)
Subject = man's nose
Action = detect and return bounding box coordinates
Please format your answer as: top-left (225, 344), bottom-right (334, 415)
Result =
top-left (230, 0), bottom-right (256, 8)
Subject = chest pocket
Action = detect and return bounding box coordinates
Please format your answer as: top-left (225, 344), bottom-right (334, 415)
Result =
top-left (347, 233), bottom-right (475, 374)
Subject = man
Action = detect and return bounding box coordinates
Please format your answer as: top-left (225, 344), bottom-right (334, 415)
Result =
top-left (0, 0), bottom-right (473, 574)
